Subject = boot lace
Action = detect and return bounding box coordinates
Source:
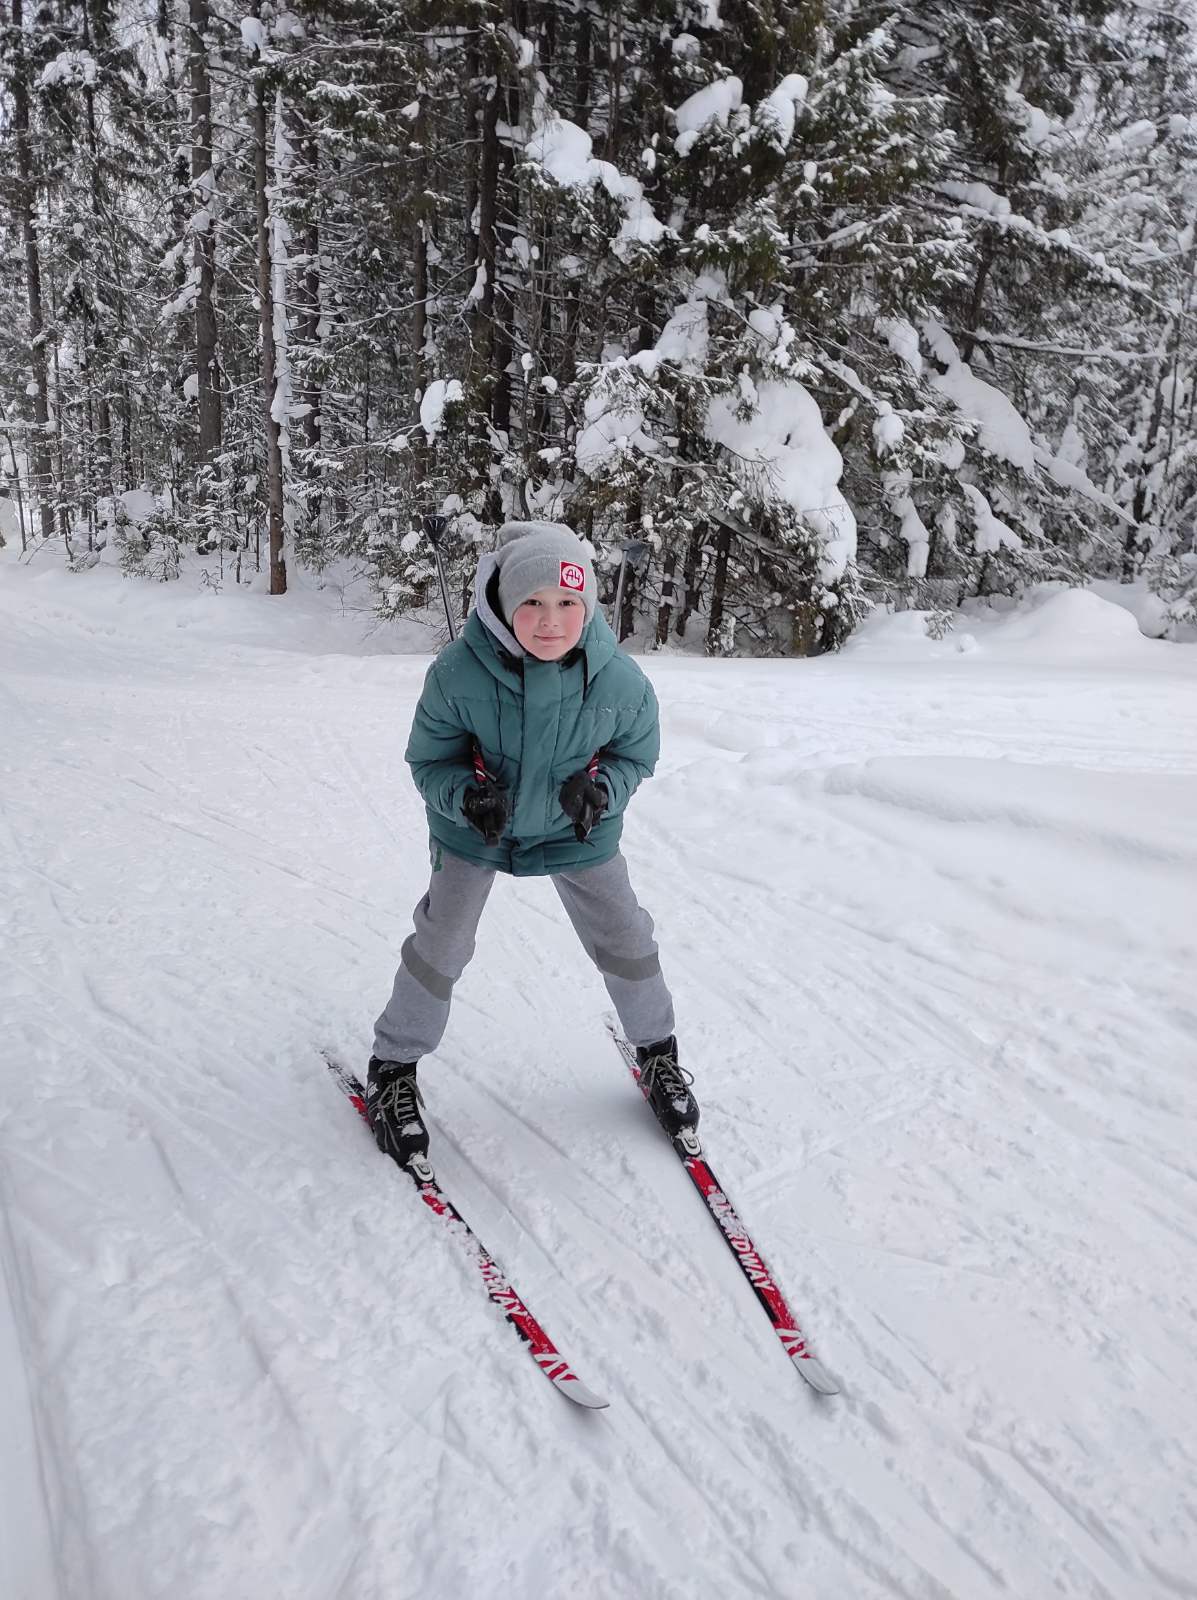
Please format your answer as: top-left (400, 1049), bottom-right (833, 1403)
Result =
top-left (373, 1073), bottom-right (424, 1131)
top-left (640, 1052), bottom-right (695, 1107)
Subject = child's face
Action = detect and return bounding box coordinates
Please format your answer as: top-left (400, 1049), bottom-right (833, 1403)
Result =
top-left (512, 588), bottom-right (587, 660)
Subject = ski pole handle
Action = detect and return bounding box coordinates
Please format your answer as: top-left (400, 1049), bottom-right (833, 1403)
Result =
top-left (472, 742), bottom-right (494, 786)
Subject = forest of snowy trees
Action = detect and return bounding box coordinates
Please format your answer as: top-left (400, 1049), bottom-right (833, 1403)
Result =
top-left (2, 0), bottom-right (1196, 652)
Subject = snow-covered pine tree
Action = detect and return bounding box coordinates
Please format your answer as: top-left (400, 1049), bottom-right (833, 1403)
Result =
top-left (187, 0), bottom-right (223, 537)
top-left (1, 0), bottom-right (57, 545)
top-left (530, 8), bottom-right (968, 652)
top-left (879, 0), bottom-right (1195, 608)
top-left (1078, 5), bottom-right (1197, 598)
top-left (3, 0), bottom-right (173, 560)
top-left (1, 0), bottom-right (1192, 646)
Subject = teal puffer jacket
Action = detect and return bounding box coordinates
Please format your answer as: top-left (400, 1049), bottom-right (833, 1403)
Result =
top-left (406, 553), bottom-right (659, 875)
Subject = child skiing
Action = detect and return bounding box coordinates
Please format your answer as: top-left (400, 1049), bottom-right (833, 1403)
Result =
top-left (366, 520), bottom-right (697, 1168)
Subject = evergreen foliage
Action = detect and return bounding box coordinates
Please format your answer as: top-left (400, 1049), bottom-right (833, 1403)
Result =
top-left (1, 0), bottom-right (1194, 646)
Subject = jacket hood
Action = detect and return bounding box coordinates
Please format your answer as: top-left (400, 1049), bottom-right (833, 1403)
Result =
top-left (468, 549), bottom-right (619, 683)
top-left (472, 550), bottom-right (523, 657)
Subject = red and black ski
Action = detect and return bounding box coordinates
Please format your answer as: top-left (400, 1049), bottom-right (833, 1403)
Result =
top-left (608, 1026), bottom-right (839, 1397)
top-left (325, 1053), bottom-right (608, 1411)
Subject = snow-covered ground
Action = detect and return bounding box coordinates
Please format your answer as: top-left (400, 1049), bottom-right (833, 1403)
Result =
top-left (2, 560), bottom-right (1196, 1600)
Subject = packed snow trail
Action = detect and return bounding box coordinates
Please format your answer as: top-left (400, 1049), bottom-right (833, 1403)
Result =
top-left (2, 566), bottom-right (1196, 1599)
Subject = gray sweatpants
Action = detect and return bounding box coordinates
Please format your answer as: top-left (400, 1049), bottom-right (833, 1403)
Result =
top-left (373, 847), bottom-right (675, 1063)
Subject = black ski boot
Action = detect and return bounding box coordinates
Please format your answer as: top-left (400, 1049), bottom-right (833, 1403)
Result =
top-left (636, 1037), bottom-right (700, 1151)
top-left (365, 1057), bottom-right (432, 1178)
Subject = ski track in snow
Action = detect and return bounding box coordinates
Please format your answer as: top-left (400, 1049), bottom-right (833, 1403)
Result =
top-left (2, 571), bottom-right (1197, 1599)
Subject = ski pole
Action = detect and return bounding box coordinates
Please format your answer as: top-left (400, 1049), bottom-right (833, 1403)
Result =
top-left (423, 512), bottom-right (457, 641)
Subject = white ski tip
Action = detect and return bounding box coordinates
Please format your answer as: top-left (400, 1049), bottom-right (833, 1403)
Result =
top-left (794, 1356), bottom-right (840, 1396)
top-left (555, 1377), bottom-right (610, 1410)
top-left (778, 1330), bottom-right (839, 1393)
top-left (535, 1353), bottom-right (609, 1409)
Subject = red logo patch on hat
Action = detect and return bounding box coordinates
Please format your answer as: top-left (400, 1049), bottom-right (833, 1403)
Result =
top-left (560, 561), bottom-right (586, 592)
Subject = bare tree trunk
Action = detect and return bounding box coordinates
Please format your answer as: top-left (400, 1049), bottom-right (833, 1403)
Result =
top-left (530, 210), bottom-right (553, 455)
top-left (573, 9), bottom-right (591, 127)
top-left (705, 522), bottom-right (732, 654)
top-left (656, 550), bottom-right (677, 646)
top-left (284, 99), bottom-right (322, 552)
top-left (407, 90), bottom-right (433, 509)
top-left (491, 158), bottom-right (516, 448)
top-left (1125, 371), bottom-right (1167, 579)
top-left (253, 56), bottom-right (286, 594)
top-left (603, 11), bottom-right (622, 163)
top-left (11, 0), bottom-right (56, 543)
top-left (82, 360), bottom-right (97, 549)
top-left (48, 268), bottom-right (73, 550)
top-left (490, 4), bottom-right (527, 461)
top-left (463, 37), bottom-right (480, 274)
top-left (618, 549), bottom-right (638, 643)
top-left (526, 6), bottom-right (553, 465)
top-left (301, 131), bottom-right (322, 535)
top-left (958, 157), bottom-right (1005, 367)
top-left (461, 32), bottom-right (482, 424)
top-left (189, 0), bottom-right (222, 478)
top-left (471, 32), bottom-right (503, 515)
top-left (412, 93), bottom-right (431, 396)
top-left (958, 238), bottom-right (997, 368)
top-left (473, 44), bottom-right (499, 381)
top-left (74, 0), bottom-right (112, 520)
top-left (412, 236), bottom-right (429, 394)
top-left (1, 407), bottom-right (29, 550)
top-left (675, 523), bottom-right (705, 639)
top-left (1155, 221), bottom-right (1197, 542)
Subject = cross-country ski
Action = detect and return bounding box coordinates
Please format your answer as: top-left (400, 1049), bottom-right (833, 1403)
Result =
top-left (324, 1051), bottom-right (607, 1411)
top-left (608, 1025), bottom-right (839, 1396)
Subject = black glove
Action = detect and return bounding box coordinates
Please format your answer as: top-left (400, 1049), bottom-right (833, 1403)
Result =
top-left (559, 770), bottom-right (607, 843)
top-left (462, 780), bottom-right (509, 847)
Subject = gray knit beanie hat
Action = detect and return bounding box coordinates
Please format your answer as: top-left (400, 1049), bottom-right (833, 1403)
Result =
top-left (495, 520), bottom-right (597, 624)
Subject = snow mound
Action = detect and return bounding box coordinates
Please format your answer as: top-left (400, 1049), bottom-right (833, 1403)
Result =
top-left (1088, 578), bottom-right (1175, 640)
top-left (0, 546), bottom-right (439, 656)
top-left (837, 608), bottom-right (977, 659)
top-left (788, 754), bottom-right (1197, 967)
top-left (988, 587), bottom-right (1157, 659)
top-left (842, 588), bottom-right (1169, 665)
top-left (814, 755), bottom-right (1197, 872)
